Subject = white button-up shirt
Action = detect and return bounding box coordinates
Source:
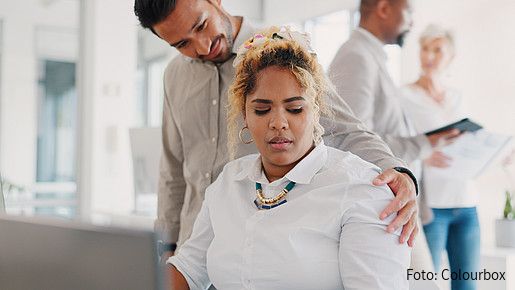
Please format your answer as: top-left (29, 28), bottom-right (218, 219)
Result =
top-left (169, 143), bottom-right (410, 290)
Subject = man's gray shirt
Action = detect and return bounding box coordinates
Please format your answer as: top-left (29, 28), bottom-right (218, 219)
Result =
top-left (157, 19), bottom-right (407, 246)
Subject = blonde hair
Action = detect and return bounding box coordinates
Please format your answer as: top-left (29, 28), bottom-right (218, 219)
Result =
top-left (419, 24), bottom-right (455, 53)
top-left (227, 27), bottom-right (333, 159)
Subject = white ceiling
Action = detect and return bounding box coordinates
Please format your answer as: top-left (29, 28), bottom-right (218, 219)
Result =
top-left (224, 0), bottom-right (359, 24)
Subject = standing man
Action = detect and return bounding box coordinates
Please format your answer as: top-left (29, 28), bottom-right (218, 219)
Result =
top-left (134, 0), bottom-right (421, 260)
top-left (328, 0), bottom-right (460, 272)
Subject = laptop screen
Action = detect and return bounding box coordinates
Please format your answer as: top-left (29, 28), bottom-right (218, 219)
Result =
top-left (0, 215), bottom-right (164, 290)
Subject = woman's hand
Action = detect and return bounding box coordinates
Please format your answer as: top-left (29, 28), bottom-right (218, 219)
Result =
top-left (427, 129), bottom-right (461, 147)
top-left (373, 169), bottom-right (418, 247)
top-left (425, 151), bottom-right (452, 168)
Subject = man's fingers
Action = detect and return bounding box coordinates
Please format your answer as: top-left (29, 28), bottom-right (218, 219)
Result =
top-left (373, 168), bottom-right (397, 186)
top-left (407, 221), bottom-right (419, 247)
top-left (381, 195), bottom-right (409, 220)
top-left (399, 212), bottom-right (417, 244)
top-left (385, 203), bottom-right (411, 232)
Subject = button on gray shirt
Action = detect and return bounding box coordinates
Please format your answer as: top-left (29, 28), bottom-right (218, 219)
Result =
top-left (157, 19), bottom-right (407, 246)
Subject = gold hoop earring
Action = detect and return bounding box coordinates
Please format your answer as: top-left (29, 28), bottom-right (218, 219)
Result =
top-left (239, 126), bottom-right (253, 144)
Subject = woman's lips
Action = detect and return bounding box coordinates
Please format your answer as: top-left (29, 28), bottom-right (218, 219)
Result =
top-left (268, 137), bottom-right (293, 151)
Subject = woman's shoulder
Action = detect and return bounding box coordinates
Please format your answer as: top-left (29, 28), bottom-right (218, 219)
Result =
top-left (322, 147), bottom-right (395, 205)
top-left (324, 147), bottom-right (383, 182)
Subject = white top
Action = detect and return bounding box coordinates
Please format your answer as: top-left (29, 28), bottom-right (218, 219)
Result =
top-left (400, 85), bottom-right (478, 208)
top-left (169, 143), bottom-right (410, 290)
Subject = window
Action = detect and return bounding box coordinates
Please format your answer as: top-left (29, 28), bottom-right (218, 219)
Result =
top-left (0, 0), bottom-right (80, 218)
top-left (35, 59), bottom-right (77, 217)
top-left (304, 10), bottom-right (352, 71)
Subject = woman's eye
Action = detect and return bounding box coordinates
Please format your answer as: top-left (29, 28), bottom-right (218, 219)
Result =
top-left (287, 107), bottom-right (303, 114)
top-left (254, 109), bottom-right (270, 115)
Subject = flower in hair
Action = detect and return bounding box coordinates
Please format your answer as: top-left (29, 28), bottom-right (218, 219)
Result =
top-left (233, 26), bottom-right (315, 67)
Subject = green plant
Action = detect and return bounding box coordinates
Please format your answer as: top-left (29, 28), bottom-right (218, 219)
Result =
top-left (504, 191), bottom-right (515, 219)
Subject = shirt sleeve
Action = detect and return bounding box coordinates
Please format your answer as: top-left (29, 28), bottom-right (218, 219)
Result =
top-left (381, 134), bottom-right (433, 163)
top-left (168, 199), bottom-right (213, 290)
top-left (338, 172), bottom-right (411, 289)
top-left (155, 63), bottom-right (187, 244)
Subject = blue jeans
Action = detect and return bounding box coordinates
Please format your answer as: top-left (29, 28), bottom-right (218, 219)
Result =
top-left (423, 207), bottom-right (480, 290)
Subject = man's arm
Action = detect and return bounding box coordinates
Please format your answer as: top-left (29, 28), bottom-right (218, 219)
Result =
top-left (381, 134), bottom-right (432, 164)
top-left (155, 70), bottom-right (186, 250)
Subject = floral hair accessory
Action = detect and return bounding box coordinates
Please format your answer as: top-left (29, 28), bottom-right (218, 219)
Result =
top-left (233, 26), bottom-right (315, 67)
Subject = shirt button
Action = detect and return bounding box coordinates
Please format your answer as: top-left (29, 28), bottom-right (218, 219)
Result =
top-left (211, 137), bottom-right (216, 143)
top-left (212, 99), bottom-right (217, 106)
top-left (205, 173), bottom-right (211, 179)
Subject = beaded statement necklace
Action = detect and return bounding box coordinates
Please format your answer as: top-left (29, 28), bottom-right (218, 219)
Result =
top-left (253, 181), bottom-right (296, 210)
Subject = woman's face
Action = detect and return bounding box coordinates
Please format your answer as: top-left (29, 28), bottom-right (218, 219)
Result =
top-left (245, 66), bottom-right (315, 173)
top-left (420, 37), bottom-right (454, 75)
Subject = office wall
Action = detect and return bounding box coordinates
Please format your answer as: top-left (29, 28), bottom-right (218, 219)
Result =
top-left (401, 0), bottom-right (515, 246)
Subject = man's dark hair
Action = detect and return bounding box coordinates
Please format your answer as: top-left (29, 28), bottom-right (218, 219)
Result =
top-left (134, 0), bottom-right (177, 35)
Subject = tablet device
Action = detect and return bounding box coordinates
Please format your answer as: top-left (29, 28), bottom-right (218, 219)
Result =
top-left (425, 118), bottom-right (483, 136)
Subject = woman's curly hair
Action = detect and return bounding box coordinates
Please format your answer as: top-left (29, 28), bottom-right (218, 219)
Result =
top-left (227, 27), bottom-right (335, 159)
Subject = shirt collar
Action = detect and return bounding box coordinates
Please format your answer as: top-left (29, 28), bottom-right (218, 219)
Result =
top-left (235, 141), bottom-right (328, 185)
top-left (355, 27), bottom-right (387, 61)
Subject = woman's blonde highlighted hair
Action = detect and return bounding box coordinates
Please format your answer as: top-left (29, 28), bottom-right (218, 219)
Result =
top-left (227, 27), bottom-right (334, 159)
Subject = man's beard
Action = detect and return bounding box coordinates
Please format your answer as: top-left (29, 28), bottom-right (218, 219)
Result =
top-left (396, 30), bottom-right (409, 47)
top-left (209, 5), bottom-right (234, 63)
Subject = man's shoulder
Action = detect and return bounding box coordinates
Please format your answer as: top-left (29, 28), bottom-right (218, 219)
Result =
top-left (336, 40), bottom-right (371, 61)
top-left (330, 36), bottom-right (375, 70)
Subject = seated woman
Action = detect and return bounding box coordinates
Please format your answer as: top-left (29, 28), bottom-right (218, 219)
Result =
top-left (167, 27), bottom-right (410, 290)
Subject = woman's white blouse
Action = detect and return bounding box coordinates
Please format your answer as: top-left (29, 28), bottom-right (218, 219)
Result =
top-left (168, 143), bottom-right (410, 290)
top-left (400, 85), bottom-right (477, 208)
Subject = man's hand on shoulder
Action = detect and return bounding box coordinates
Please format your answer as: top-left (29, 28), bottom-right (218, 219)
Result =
top-left (373, 168), bottom-right (419, 247)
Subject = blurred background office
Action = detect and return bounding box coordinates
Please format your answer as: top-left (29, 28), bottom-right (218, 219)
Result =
top-left (0, 0), bottom-right (514, 289)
